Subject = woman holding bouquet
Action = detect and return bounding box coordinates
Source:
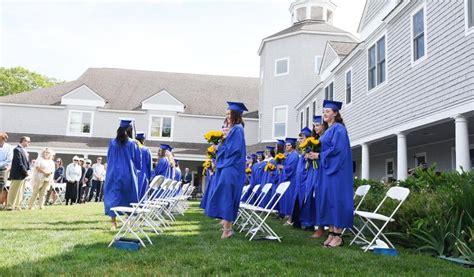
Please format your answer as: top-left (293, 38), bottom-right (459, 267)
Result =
top-left (278, 137), bottom-right (299, 221)
top-left (317, 100), bottom-right (354, 248)
top-left (259, 146), bottom-right (277, 207)
top-left (205, 101), bottom-right (247, 239)
top-left (300, 116), bottom-right (327, 238)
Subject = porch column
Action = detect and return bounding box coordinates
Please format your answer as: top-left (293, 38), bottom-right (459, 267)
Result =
top-left (361, 143), bottom-right (370, 180)
top-left (454, 114), bottom-right (471, 172)
top-left (397, 132), bottom-right (408, 180)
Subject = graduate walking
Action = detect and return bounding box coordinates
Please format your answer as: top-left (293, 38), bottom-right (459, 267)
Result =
top-left (205, 101), bottom-right (247, 239)
top-left (135, 132), bottom-right (153, 200)
top-left (104, 119), bottom-right (142, 231)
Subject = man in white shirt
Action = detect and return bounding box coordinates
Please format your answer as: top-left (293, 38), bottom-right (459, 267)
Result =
top-left (89, 157), bottom-right (105, 202)
top-left (0, 132), bottom-right (13, 208)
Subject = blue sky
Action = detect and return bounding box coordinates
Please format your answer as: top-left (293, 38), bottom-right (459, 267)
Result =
top-left (0, 0), bottom-right (365, 81)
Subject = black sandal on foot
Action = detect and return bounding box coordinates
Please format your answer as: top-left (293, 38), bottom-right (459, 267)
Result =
top-left (325, 232), bottom-right (344, 248)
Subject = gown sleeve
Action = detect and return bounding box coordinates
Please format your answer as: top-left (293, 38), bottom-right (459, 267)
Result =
top-left (320, 124), bottom-right (349, 175)
top-left (216, 126), bottom-right (244, 169)
top-left (282, 152), bottom-right (298, 181)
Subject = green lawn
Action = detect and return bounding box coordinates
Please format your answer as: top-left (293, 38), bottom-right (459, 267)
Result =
top-left (0, 202), bottom-right (471, 276)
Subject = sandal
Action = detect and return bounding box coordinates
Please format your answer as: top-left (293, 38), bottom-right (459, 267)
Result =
top-left (323, 232), bottom-right (334, 246)
top-left (221, 228), bottom-right (234, 239)
top-left (325, 232), bottom-right (344, 248)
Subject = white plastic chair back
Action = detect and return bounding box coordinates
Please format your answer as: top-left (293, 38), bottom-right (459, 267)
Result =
top-left (387, 186), bottom-right (410, 201)
top-left (354, 185), bottom-right (371, 211)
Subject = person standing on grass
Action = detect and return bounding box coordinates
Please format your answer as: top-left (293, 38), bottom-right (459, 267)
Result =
top-left (135, 132), bottom-right (152, 200)
top-left (89, 157), bottom-right (105, 202)
top-left (104, 119), bottom-right (141, 231)
top-left (277, 137), bottom-right (299, 223)
top-left (152, 144), bottom-right (171, 179)
top-left (317, 100), bottom-right (354, 248)
top-left (79, 159), bottom-right (93, 203)
top-left (45, 157), bottom-right (65, 205)
top-left (28, 148), bottom-right (55, 210)
top-left (0, 132), bottom-right (13, 209)
top-left (6, 137), bottom-right (31, 210)
top-left (65, 156), bottom-right (82, 205)
top-left (205, 101), bottom-right (247, 239)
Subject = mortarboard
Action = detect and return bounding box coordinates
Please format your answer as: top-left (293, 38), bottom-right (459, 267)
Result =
top-left (299, 127), bottom-right (312, 137)
top-left (323, 100), bottom-right (343, 111)
top-left (227, 101), bottom-right (249, 114)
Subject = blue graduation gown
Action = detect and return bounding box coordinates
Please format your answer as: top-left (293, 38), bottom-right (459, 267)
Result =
top-left (241, 162), bottom-right (261, 202)
top-left (278, 150), bottom-right (299, 216)
top-left (292, 155), bottom-right (309, 210)
top-left (300, 159), bottom-right (320, 227)
top-left (317, 123), bottom-right (354, 228)
top-left (199, 168), bottom-right (214, 210)
top-left (259, 159), bottom-right (279, 208)
top-left (137, 145), bottom-right (152, 200)
top-left (104, 138), bottom-right (142, 217)
top-left (152, 157), bottom-right (170, 179)
top-left (174, 167), bottom-right (182, 182)
top-left (205, 124), bottom-right (246, 222)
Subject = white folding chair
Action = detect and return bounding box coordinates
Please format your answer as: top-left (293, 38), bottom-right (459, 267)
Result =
top-left (342, 185), bottom-right (371, 236)
top-left (234, 184), bottom-right (261, 227)
top-left (108, 175), bottom-right (165, 248)
top-left (245, 181), bottom-right (291, 242)
top-left (237, 183), bottom-right (273, 233)
top-left (350, 186), bottom-right (410, 252)
top-left (240, 185), bottom-right (250, 201)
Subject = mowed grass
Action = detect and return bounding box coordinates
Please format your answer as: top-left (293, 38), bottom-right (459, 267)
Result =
top-left (0, 202), bottom-right (471, 276)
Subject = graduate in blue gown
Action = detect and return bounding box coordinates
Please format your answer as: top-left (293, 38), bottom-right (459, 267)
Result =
top-left (271, 140), bottom-right (286, 211)
top-left (174, 160), bottom-right (182, 182)
top-left (318, 100), bottom-right (354, 248)
top-left (152, 144), bottom-right (171, 179)
top-left (205, 101), bottom-right (247, 239)
top-left (135, 132), bottom-right (153, 200)
top-left (241, 153), bottom-right (262, 202)
top-left (104, 119), bottom-right (142, 230)
top-left (291, 127), bottom-right (312, 228)
top-left (278, 138), bottom-right (299, 220)
top-left (300, 116), bottom-right (328, 238)
top-left (259, 146), bottom-right (278, 208)
top-left (251, 151), bottom-right (266, 203)
top-left (199, 159), bottom-right (216, 210)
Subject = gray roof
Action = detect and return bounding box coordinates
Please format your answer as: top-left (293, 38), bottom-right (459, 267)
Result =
top-left (0, 68), bottom-right (259, 117)
top-left (264, 20), bottom-right (353, 40)
top-left (328, 41), bottom-right (359, 58)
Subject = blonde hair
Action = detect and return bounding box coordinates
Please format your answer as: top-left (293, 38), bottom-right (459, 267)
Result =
top-left (40, 147), bottom-right (55, 160)
top-left (166, 151), bottom-right (176, 168)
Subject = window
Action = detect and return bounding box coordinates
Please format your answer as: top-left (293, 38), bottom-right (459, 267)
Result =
top-left (300, 111), bottom-right (304, 130)
top-left (368, 36), bottom-right (386, 90)
top-left (315, 56), bottom-right (322, 73)
top-left (273, 106), bottom-right (287, 138)
top-left (412, 7), bottom-right (426, 62)
top-left (346, 69), bottom-right (352, 104)
top-left (67, 111), bottom-right (93, 136)
top-left (305, 106), bottom-right (310, 128)
top-left (386, 159), bottom-right (394, 177)
top-left (150, 116), bottom-right (173, 139)
top-left (311, 6), bottom-right (323, 20)
top-left (324, 82), bottom-right (334, 100)
top-left (297, 7), bottom-right (306, 21)
top-left (468, 0), bottom-right (474, 28)
top-left (275, 58), bottom-right (289, 76)
top-left (352, 161), bottom-right (356, 174)
top-left (415, 153), bottom-right (427, 167)
top-left (312, 100), bottom-right (317, 117)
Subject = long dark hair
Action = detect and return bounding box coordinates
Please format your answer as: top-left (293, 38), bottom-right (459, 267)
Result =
top-left (312, 121), bottom-right (328, 138)
top-left (116, 127), bottom-right (132, 145)
top-left (276, 144), bottom-right (284, 154)
top-left (333, 110), bottom-right (345, 126)
top-left (229, 110), bottom-right (245, 127)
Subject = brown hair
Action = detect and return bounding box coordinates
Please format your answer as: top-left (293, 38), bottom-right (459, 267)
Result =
top-left (0, 132), bottom-right (8, 141)
top-left (334, 110), bottom-right (345, 126)
top-left (229, 110), bottom-right (245, 127)
top-left (312, 121), bottom-right (329, 138)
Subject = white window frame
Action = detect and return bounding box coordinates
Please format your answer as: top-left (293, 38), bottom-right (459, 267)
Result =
top-left (414, 152), bottom-right (427, 167)
top-left (305, 105), bottom-right (310, 128)
top-left (148, 115), bottom-right (174, 141)
top-left (274, 57), bottom-right (290, 76)
top-left (465, 0), bottom-right (474, 36)
top-left (272, 105), bottom-right (288, 139)
top-left (385, 158), bottom-right (395, 178)
top-left (367, 31), bottom-right (388, 95)
top-left (315, 55), bottom-right (322, 74)
top-left (300, 110), bottom-right (304, 130)
top-left (324, 81), bottom-right (334, 100)
top-left (66, 110), bottom-right (94, 137)
top-left (312, 99), bottom-right (317, 117)
top-left (345, 67), bottom-right (353, 106)
top-left (411, 2), bottom-right (428, 67)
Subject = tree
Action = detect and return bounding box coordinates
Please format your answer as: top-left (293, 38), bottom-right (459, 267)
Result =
top-left (0, 66), bottom-right (61, 96)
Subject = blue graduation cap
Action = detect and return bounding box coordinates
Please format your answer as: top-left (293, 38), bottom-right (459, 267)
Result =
top-left (256, 151), bottom-right (264, 156)
top-left (299, 127), bottom-right (312, 137)
top-left (323, 100), bottom-right (343, 111)
top-left (251, 153), bottom-right (257, 159)
top-left (119, 119), bottom-right (133, 128)
top-left (135, 132), bottom-right (146, 140)
top-left (277, 139), bottom-right (285, 146)
top-left (266, 146), bottom-right (275, 151)
top-left (313, 116), bottom-right (322, 124)
top-left (168, 146), bottom-right (174, 151)
top-left (160, 144), bottom-right (170, 150)
top-left (285, 138), bottom-right (297, 145)
top-left (227, 101), bottom-right (248, 114)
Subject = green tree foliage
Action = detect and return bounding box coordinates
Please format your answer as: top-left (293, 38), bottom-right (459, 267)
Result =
top-left (0, 66), bottom-right (61, 96)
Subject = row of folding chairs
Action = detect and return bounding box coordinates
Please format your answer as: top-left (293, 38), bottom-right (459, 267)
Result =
top-left (347, 184), bottom-right (410, 252)
top-left (234, 181), bottom-right (291, 242)
top-left (108, 175), bottom-right (194, 248)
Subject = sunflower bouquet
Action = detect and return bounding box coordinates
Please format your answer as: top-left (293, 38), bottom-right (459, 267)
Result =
top-left (299, 137), bottom-right (321, 169)
top-left (245, 167), bottom-right (252, 174)
top-left (202, 159), bottom-right (212, 175)
top-left (207, 145), bottom-right (216, 159)
top-left (264, 162), bottom-right (276, 172)
top-left (274, 153), bottom-right (286, 165)
top-left (204, 130), bottom-right (224, 145)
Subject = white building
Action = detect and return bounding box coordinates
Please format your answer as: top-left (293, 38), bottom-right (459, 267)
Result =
top-left (263, 0), bottom-right (473, 179)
